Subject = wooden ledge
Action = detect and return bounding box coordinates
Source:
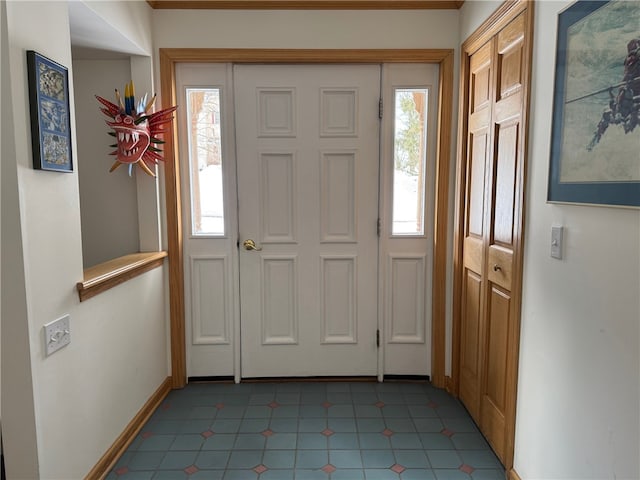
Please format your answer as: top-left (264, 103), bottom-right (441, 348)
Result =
top-left (77, 251), bottom-right (168, 302)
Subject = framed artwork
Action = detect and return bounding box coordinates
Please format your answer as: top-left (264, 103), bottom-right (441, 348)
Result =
top-left (26, 50), bottom-right (73, 172)
top-left (548, 0), bottom-right (639, 207)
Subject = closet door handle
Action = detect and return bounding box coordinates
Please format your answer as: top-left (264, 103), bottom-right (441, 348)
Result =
top-left (493, 264), bottom-right (502, 272)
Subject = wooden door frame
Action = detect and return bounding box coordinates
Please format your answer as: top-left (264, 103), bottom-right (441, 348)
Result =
top-left (159, 48), bottom-right (454, 389)
top-left (451, 1), bottom-right (533, 476)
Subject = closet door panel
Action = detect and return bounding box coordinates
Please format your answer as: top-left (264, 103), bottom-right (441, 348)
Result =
top-left (481, 283), bottom-right (511, 459)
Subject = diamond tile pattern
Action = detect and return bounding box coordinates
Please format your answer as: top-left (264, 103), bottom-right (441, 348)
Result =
top-left (107, 381), bottom-right (504, 479)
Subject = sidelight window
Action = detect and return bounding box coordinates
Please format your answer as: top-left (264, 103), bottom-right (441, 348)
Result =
top-left (392, 88), bottom-right (428, 236)
top-left (186, 88), bottom-right (225, 236)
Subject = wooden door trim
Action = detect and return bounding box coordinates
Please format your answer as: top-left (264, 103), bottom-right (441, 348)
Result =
top-left (160, 48), bottom-right (453, 389)
top-left (451, 0), bottom-right (533, 473)
top-left (148, 1), bottom-right (465, 9)
top-left (463, 0), bottom-right (528, 54)
top-left (159, 48), bottom-right (453, 64)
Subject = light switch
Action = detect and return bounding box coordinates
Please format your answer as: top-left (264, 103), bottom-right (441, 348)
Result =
top-left (44, 314), bottom-right (71, 356)
top-left (551, 226), bottom-right (563, 259)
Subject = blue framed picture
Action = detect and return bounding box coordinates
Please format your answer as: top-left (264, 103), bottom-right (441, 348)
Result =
top-left (548, 0), bottom-right (639, 207)
top-left (26, 50), bottom-right (73, 172)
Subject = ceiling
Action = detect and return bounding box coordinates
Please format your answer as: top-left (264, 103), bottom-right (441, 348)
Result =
top-left (69, 1), bottom-right (148, 59)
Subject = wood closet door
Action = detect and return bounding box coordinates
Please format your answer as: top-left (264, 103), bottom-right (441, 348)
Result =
top-left (459, 40), bottom-right (493, 425)
top-left (459, 12), bottom-right (527, 465)
top-left (481, 13), bottom-right (526, 463)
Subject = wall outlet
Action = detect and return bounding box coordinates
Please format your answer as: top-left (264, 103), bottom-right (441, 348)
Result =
top-left (44, 315), bottom-right (71, 356)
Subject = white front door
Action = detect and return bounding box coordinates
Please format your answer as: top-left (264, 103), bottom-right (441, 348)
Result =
top-left (176, 62), bottom-right (438, 381)
top-left (234, 65), bottom-right (381, 377)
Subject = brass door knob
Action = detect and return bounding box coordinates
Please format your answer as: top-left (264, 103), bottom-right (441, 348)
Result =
top-left (243, 239), bottom-right (262, 251)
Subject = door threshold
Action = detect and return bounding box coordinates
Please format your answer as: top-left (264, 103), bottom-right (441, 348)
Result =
top-left (242, 376), bottom-right (379, 383)
top-left (382, 374), bottom-right (431, 383)
top-left (188, 376), bottom-right (235, 383)
top-left (188, 375), bottom-right (431, 384)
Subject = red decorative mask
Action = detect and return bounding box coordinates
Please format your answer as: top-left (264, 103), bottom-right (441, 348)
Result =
top-left (107, 114), bottom-right (151, 164)
top-left (96, 81), bottom-right (177, 177)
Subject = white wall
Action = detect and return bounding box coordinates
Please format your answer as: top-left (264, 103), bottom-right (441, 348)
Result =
top-left (154, 9), bottom-right (460, 49)
top-left (459, 0), bottom-right (502, 41)
top-left (3, 1), bottom-right (168, 478)
top-left (74, 59), bottom-right (140, 267)
top-left (1, 0), bottom-right (41, 476)
top-left (460, 1), bottom-right (640, 478)
top-left (2, 0), bottom-right (45, 474)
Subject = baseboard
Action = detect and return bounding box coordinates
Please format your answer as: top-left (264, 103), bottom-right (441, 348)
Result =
top-left (509, 468), bottom-right (523, 480)
top-left (84, 376), bottom-right (172, 480)
top-left (444, 375), bottom-right (454, 394)
top-left (1, 434), bottom-right (5, 480)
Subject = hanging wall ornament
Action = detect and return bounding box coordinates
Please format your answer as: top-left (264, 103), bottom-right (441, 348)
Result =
top-left (96, 81), bottom-right (177, 177)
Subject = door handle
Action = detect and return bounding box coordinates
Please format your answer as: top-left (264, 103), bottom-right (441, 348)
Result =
top-left (493, 264), bottom-right (502, 272)
top-left (243, 239), bottom-right (262, 251)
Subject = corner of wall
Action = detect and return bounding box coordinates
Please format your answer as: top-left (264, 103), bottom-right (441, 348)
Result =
top-left (4, 2), bottom-right (169, 478)
top-left (131, 55), bottom-right (163, 252)
top-left (80, 0), bottom-right (154, 57)
top-left (0, 2), bottom-right (39, 476)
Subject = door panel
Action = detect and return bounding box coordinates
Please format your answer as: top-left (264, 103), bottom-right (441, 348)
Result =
top-left (460, 269), bottom-right (482, 421)
top-left (262, 257), bottom-right (298, 345)
top-left (259, 152), bottom-right (296, 243)
top-left (497, 13), bottom-right (525, 100)
top-left (388, 255), bottom-right (426, 343)
top-left (235, 64), bottom-right (380, 378)
top-left (487, 245), bottom-right (513, 291)
top-left (191, 256), bottom-right (231, 345)
top-left (485, 285), bottom-right (510, 411)
top-left (471, 44), bottom-right (492, 114)
top-left (459, 40), bottom-right (493, 423)
top-left (481, 284), bottom-right (511, 459)
top-left (463, 237), bottom-right (483, 275)
top-left (321, 256), bottom-right (357, 343)
top-left (467, 131), bottom-right (488, 237)
top-left (492, 122), bottom-right (518, 245)
top-left (320, 152), bottom-right (356, 242)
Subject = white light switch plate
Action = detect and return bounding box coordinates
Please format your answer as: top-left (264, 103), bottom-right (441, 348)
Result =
top-left (44, 314), bottom-right (71, 356)
top-left (551, 226), bottom-right (563, 259)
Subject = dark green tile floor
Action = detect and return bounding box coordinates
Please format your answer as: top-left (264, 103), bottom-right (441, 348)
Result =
top-left (107, 381), bottom-right (505, 480)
